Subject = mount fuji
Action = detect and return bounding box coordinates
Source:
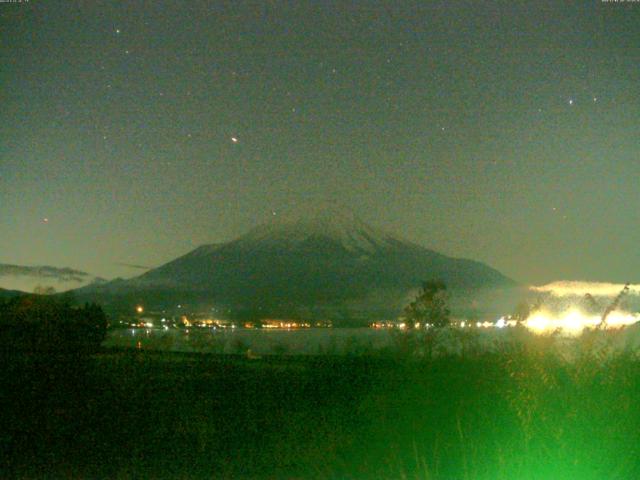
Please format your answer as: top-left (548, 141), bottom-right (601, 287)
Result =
top-left (76, 206), bottom-right (515, 322)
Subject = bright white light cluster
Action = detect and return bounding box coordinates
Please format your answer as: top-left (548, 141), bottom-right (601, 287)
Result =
top-left (518, 281), bottom-right (640, 335)
top-left (523, 309), bottom-right (639, 335)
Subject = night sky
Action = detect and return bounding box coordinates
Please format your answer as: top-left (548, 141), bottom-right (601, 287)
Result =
top-left (2, 0), bottom-right (639, 287)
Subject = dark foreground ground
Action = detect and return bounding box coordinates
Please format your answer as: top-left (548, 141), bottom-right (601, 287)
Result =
top-left (2, 342), bottom-right (640, 479)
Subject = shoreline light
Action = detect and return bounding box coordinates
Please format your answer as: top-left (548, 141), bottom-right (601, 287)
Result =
top-left (524, 309), bottom-right (639, 335)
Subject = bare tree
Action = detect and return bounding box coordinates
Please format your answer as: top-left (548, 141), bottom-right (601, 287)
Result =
top-left (598, 283), bottom-right (630, 329)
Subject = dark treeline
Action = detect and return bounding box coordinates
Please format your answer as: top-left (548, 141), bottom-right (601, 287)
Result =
top-left (0, 294), bottom-right (107, 353)
top-left (0, 295), bottom-right (110, 477)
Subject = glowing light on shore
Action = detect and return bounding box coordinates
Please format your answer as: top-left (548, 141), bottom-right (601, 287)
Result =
top-left (530, 281), bottom-right (640, 297)
top-left (524, 309), bottom-right (639, 335)
top-left (605, 310), bottom-right (639, 328)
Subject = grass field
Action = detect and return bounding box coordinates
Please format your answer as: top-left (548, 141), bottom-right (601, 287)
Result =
top-left (2, 332), bottom-right (640, 479)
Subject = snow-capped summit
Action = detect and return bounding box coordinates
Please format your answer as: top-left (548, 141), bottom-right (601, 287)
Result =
top-left (237, 203), bottom-right (395, 253)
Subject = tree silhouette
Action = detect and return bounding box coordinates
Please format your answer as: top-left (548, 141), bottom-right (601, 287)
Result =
top-left (403, 280), bottom-right (450, 328)
top-left (598, 283), bottom-right (630, 329)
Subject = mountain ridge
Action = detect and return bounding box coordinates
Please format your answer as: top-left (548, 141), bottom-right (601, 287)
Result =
top-left (76, 207), bottom-right (516, 321)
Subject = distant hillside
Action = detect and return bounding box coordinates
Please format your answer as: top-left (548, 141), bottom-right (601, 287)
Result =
top-left (76, 206), bottom-right (516, 322)
top-left (0, 288), bottom-right (27, 300)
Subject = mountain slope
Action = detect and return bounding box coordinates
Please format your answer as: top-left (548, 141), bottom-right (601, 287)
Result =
top-left (78, 207), bottom-right (515, 320)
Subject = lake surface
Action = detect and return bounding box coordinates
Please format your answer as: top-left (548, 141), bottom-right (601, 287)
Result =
top-left (105, 327), bottom-right (396, 355)
top-left (105, 324), bottom-right (640, 356)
